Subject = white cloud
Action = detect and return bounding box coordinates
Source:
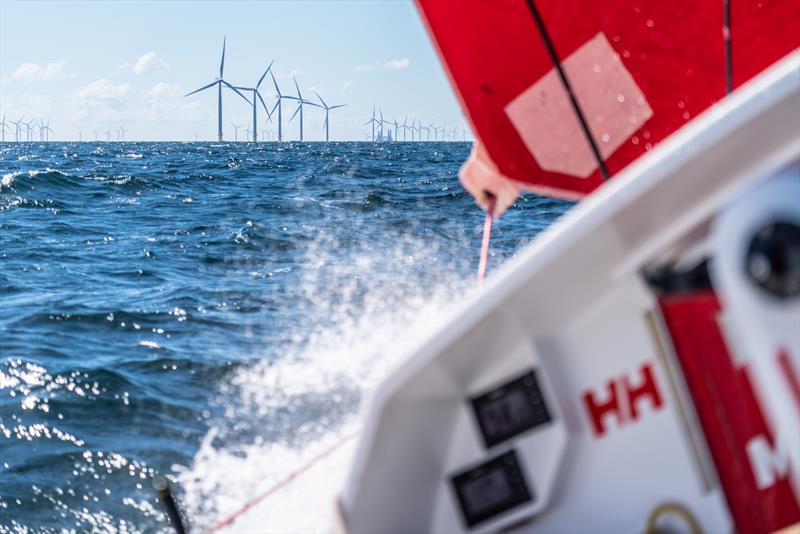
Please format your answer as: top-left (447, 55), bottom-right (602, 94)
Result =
top-left (354, 58), bottom-right (411, 72)
top-left (146, 82), bottom-right (181, 100)
top-left (12, 61), bottom-right (72, 82)
top-left (340, 81), bottom-right (353, 91)
top-left (78, 79), bottom-right (130, 100)
top-left (383, 58), bottom-right (410, 70)
top-left (119, 52), bottom-right (166, 75)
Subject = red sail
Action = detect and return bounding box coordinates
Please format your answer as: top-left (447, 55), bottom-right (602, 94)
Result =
top-left (417, 0), bottom-right (800, 200)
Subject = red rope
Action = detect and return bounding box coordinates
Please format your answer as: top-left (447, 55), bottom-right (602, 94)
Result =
top-left (477, 196), bottom-right (497, 286)
top-left (205, 432), bottom-right (358, 533)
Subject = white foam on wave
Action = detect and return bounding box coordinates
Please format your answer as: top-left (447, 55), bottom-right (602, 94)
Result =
top-left (177, 231), bottom-right (475, 532)
top-left (1, 171), bottom-right (21, 189)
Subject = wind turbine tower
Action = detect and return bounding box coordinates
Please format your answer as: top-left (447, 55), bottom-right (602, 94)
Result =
top-left (364, 106), bottom-right (379, 141)
top-left (268, 71), bottom-right (294, 142)
top-left (185, 37), bottom-right (251, 141)
top-left (314, 91), bottom-right (345, 142)
top-left (233, 59), bottom-right (274, 142)
top-left (231, 122), bottom-right (243, 142)
top-left (0, 113), bottom-right (8, 142)
top-left (288, 76), bottom-right (319, 141)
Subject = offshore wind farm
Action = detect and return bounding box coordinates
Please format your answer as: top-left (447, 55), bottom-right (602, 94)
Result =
top-left (1, 32), bottom-right (470, 143)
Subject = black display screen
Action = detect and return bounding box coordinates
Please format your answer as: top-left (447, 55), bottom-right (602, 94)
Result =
top-left (450, 449), bottom-right (533, 528)
top-left (470, 370), bottom-right (551, 448)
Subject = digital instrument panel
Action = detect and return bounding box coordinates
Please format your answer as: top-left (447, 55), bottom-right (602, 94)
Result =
top-left (450, 449), bottom-right (533, 528)
top-left (470, 370), bottom-right (551, 448)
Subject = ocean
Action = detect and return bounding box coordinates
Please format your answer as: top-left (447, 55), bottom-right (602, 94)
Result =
top-left (0, 141), bottom-right (571, 532)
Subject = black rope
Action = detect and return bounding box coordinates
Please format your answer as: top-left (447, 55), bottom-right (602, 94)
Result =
top-left (524, 0), bottom-right (611, 181)
top-left (724, 0), bottom-right (733, 94)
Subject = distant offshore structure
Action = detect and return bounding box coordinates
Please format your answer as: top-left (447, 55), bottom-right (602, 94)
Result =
top-left (0, 114), bottom-right (53, 142)
top-left (0, 114), bottom-right (135, 143)
top-left (364, 106), bottom-right (467, 142)
top-left (185, 36), bottom-right (346, 143)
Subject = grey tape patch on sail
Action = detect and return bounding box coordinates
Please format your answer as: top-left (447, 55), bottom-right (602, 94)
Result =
top-left (505, 33), bottom-right (653, 179)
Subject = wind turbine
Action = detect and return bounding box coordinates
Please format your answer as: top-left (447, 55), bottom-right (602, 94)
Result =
top-left (428, 123), bottom-right (436, 141)
top-left (24, 120), bottom-right (35, 142)
top-left (231, 122), bottom-right (243, 142)
top-left (93, 130), bottom-right (99, 141)
top-left (10, 119), bottom-right (21, 142)
top-left (288, 76), bottom-right (319, 141)
top-left (450, 126), bottom-right (458, 141)
top-left (42, 121), bottom-right (52, 141)
top-left (232, 59), bottom-right (274, 142)
top-left (378, 108), bottom-right (390, 141)
top-left (268, 71), bottom-right (297, 142)
top-left (313, 91), bottom-right (345, 142)
top-left (185, 37), bottom-right (251, 141)
top-left (106, 129), bottom-right (112, 142)
top-left (401, 116), bottom-right (409, 141)
top-left (392, 118), bottom-right (399, 142)
top-left (118, 127), bottom-right (127, 141)
top-left (0, 113), bottom-right (8, 142)
top-left (364, 106), bottom-right (380, 141)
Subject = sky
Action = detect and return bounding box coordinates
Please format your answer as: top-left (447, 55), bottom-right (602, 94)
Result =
top-left (0, 0), bottom-right (470, 141)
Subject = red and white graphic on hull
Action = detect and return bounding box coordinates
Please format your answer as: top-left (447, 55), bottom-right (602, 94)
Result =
top-left (660, 292), bottom-right (800, 534)
top-left (582, 362), bottom-right (664, 438)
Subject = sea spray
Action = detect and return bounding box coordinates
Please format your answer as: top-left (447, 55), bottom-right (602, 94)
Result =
top-left (177, 231), bottom-right (475, 530)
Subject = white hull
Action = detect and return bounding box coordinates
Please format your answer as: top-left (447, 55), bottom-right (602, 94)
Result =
top-left (338, 53), bottom-right (800, 533)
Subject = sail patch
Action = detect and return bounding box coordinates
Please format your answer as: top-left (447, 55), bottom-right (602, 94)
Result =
top-left (505, 33), bottom-right (652, 178)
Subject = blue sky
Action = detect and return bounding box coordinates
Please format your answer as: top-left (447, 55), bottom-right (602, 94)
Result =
top-left (0, 1), bottom-right (469, 141)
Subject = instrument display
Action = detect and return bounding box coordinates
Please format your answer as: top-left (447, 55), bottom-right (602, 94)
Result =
top-left (450, 449), bottom-right (533, 528)
top-left (470, 369), bottom-right (551, 448)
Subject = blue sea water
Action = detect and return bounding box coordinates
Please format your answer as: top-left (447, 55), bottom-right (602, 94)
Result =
top-left (0, 141), bottom-right (571, 532)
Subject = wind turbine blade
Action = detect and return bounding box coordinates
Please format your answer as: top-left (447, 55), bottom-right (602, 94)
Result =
top-left (257, 91), bottom-right (271, 117)
top-left (185, 81), bottom-right (218, 97)
top-left (313, 90), bottom-right (327, 109)
top-left (293, 76), bottom-right (301, 99)
top-left (222, 81), bottom-right (252, 105)
top-left (330, 105), bottom-right (346, 109)
top-left (257, 60), bottom-right (275, 89)
top-left (269, 100), bottom-right (279, 117)
top-left (270, 71), bottom-right (281, 96)
top-left (220, 36), bottom-right (226, 77)
top-left (364, 119), bottom-right (372, 126)
top-left (289, 103), bottom-right (301, 122)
